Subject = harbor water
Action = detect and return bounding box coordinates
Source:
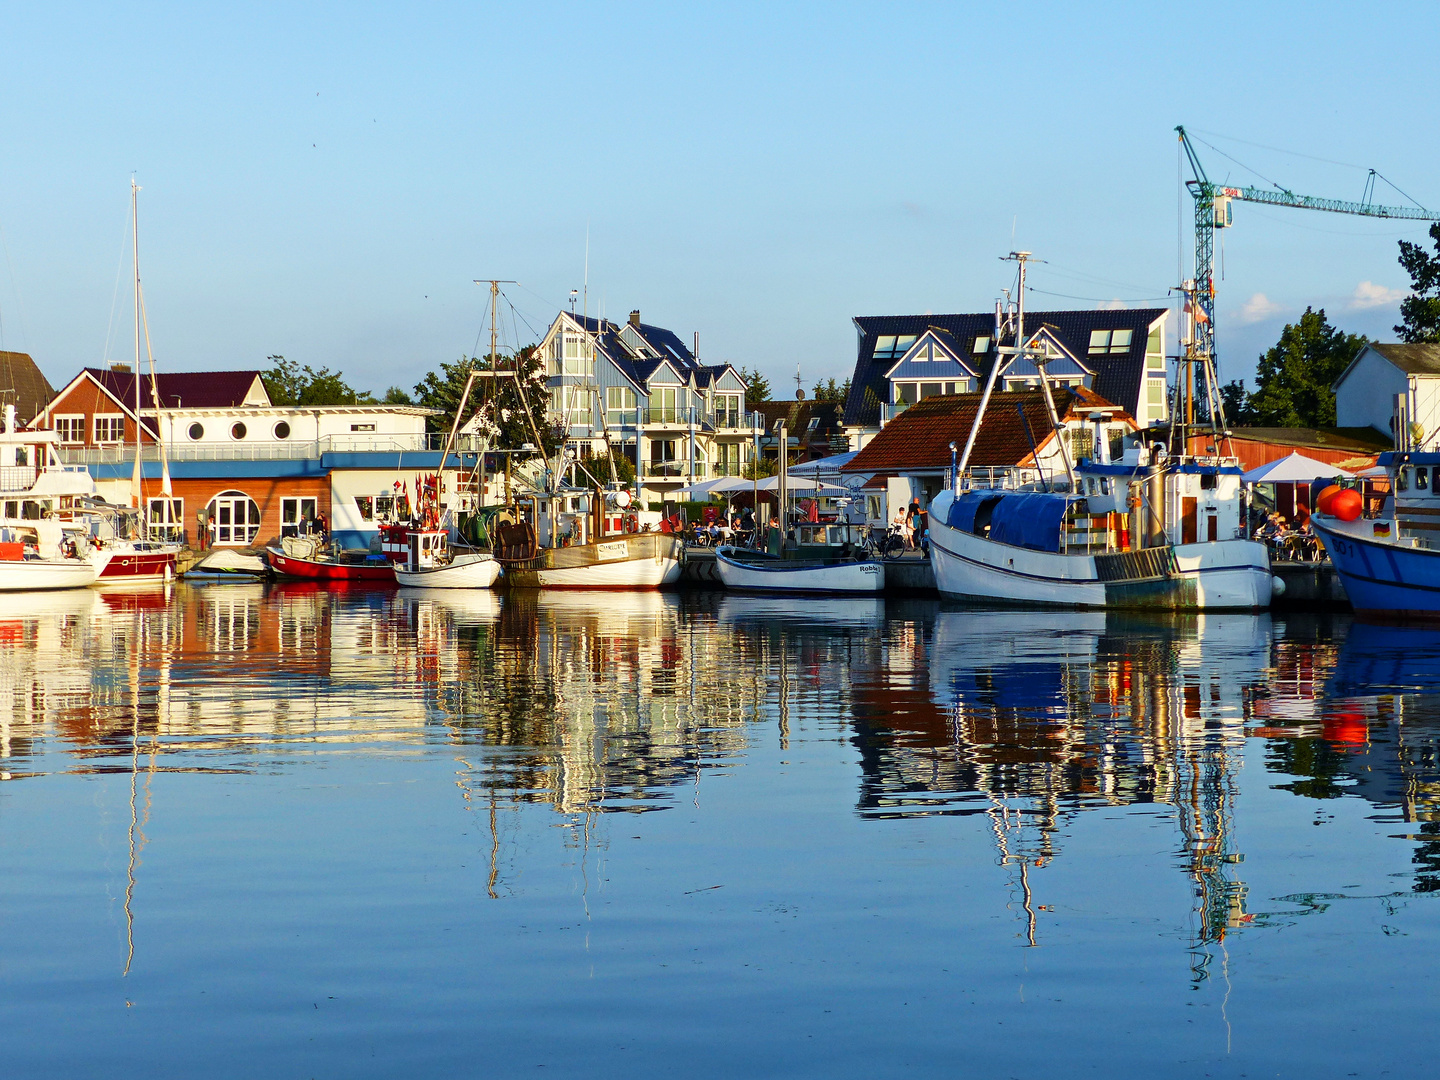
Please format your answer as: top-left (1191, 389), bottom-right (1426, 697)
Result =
top-left (1, 583), bottom-right (1437, 1077)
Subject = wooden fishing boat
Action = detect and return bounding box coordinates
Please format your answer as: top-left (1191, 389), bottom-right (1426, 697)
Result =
top-left (714, 545), bottom-right (884, 594)
top-left (496, 521), bottom-right (682, 589)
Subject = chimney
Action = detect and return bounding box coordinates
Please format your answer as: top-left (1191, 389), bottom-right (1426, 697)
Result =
top-left (629, 310), bottom-right (641, 329)
top-left (111, 362), bottom-right (132, 373)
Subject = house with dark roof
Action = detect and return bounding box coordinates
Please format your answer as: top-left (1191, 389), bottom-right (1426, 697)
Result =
top-left (1334, 343), bottom-right (1440, 446)
top-left (750, 399), bottom-right (846, 463)
top-left (842, 307), bottom-right (1169, 449)
top-left (0, 351), bottom-right (56, 425)
top-left (530, 309), bottom-right (755, 502)
top-left (841, 386), bottom-right (1136, 513)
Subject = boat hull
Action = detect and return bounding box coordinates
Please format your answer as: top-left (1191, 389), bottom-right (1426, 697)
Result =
top-left (928, 513), bottom-right (1271, 610)
top-left (267, 547), bottom-right (397, 582)
top-left (714, 547), bottom-right (885, 593)
top-left (502, 533), bottom-right (684, 589)
top-left (0, 559), bottom-right (100, 591)
top-left (91, 546), bottom-right (177, 583)
top-left (1313, 514), bottom-right (1440, 617)
top-left (395, 553), bottom-right (502, 589)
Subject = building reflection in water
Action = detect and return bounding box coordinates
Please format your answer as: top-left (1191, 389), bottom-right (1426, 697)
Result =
top-left (7, 584), bottom-right (1440, 980)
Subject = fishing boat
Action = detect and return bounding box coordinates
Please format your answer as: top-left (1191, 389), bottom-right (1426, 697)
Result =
top-left (266, 534), bottom-right (397, 582)
top-left (714, 545), bottom-right (883, 593)
top-left (496, 508), bottom-right (684, 589)
top-left (395, 528), bottom-right (502, 588)
top-left (1311, 450), bottom-right (1440, 617)
top-left (927, 254), bottom-right (1272, 611)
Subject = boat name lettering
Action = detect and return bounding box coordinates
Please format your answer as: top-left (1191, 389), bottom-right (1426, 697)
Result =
top-left (596, 541), bottom-right (630, 561)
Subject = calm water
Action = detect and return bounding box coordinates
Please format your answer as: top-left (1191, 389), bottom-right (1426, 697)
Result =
top-left (2, 584), bottom-right (1438, 1077)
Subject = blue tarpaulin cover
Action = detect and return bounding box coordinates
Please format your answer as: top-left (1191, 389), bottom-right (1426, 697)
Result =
top-left (946, 491), bottom-right (999, 532)
top-left (987, 493), bottom-right (1074, 552)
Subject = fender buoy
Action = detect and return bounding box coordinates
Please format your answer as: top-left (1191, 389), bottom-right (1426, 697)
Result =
top-left (1331, 488), bottom-right (1363, 522)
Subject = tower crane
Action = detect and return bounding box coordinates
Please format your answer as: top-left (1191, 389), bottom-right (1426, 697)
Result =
top-left (1174, 125), bottom-right (1440, 432)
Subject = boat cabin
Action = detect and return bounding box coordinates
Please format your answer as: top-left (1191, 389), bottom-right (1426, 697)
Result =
top-left (406, 530), bottom-right (452, 572)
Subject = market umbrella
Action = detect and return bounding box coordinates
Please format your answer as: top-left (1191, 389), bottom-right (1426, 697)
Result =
top-left (1242, 451), bottom-right (1354, 484)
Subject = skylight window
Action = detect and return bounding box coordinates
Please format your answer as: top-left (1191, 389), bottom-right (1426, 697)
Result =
top-left (1089, 329), bottom-right (1135, 354)
top-left (873, 334), bottom-right (918, 361)
top-left (972, 336), bottom-right (990, 354)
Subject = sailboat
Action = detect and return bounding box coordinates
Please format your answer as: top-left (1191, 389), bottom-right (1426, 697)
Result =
top-left (927, 254), bottom-right (1273, 611)
top-left (86, 180), bottom-right (179, 584)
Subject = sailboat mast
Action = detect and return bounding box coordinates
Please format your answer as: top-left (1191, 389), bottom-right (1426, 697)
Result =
top-left (131, 180), bottom-right (143, 509)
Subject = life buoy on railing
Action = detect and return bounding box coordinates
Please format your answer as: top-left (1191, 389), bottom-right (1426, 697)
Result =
top-left (623, 513), bottom-right (639, 534)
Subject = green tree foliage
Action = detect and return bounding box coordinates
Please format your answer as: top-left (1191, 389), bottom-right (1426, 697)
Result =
top-left (1242, 308), bottom-right (1366, 428)
top-left (381, 386), bottom-right (414, 404)
top-left (739, 367), bottom-right (771, 407)
top-left (1397, 222), bottom-right (1440, 342)
top-left (810, 377), bottom-right (852, 404)
top-left (262, 355), bottom-right (375, 406)
top-left (1219, 380), bottom-right (1255, 425)
top-left (412, 345), bottom-right (558, 455)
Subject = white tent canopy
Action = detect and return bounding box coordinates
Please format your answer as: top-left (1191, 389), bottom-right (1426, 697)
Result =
top-left (1243, 451), bottom-right (1355, 485)
top-left (788, 451), bottom-right (859, 477)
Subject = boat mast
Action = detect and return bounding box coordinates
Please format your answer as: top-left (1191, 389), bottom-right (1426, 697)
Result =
top-left (131, 179), bottom-right (143, 509)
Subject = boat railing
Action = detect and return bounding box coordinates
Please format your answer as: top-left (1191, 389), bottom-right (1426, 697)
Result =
top-left (0, 465), bottom-right (41, 492)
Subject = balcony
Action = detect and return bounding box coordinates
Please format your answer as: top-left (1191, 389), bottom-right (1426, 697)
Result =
top-left (880, 402), bottom-right (911, 425)
top-left (643, 460), bottom-right (709, 480)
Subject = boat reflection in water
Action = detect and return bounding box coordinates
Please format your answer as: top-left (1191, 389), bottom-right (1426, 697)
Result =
top-left (850, 607), bottom-right (1277, 969)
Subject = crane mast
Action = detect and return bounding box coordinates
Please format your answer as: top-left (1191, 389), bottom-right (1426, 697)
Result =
top-left (1174, 125), bottom-right (1439, 439)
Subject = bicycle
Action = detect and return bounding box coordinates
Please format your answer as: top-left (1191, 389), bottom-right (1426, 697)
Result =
top-left (865, 524), bottom-right (908, 561)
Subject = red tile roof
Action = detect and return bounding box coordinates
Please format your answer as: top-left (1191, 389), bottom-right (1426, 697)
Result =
top-left (843, 387), bottom-right (1128, 473)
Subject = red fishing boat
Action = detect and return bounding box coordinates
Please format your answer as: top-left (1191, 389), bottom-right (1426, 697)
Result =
top-left (266, 536), bottom-right (397, 582)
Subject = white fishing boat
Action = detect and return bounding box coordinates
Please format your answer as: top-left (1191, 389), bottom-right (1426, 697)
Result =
top-left (395, 528), bottom-right (502, 588)
top-left (927, 254), bottom-right (1272, 611)
top-left (714, 545), bottom-right (884, 593)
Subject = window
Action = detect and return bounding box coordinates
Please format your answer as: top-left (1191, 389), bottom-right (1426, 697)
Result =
top-left (562, 335), bottom-right (595, 376)
top-left (231, 422), bottom-right (247, 440)
top-left (350, 423), bottom-right (375, 432)
top-left (972, 336), bottom-right (991, 354)
top-left (1147, 353), bottom-right (1166, 370)
top-left (354, 496), bottom-right (374, 522)
top-left (188, 422), bottom-right (205, 440)
top-left (558, 386), bottom-right (593, 426)
top-left (1419, 467), bottom-right (1430, 491)
top-left (1067, 427), bottom-right (1095, 461)
top-left (919, 382), bottom-right (943, 400)
top-left (873, 334), bottom-right (918, 361)
top-left (1089, 329), bottom-right (1135, 355)
top-left (714, 393), bottom-right (742, 428)
top-left (895, 383), bottom-right (918, 405)
top-left (1148, 382), bottom-right (1165, 404)
top-left (207, 490), bottom-right (262, 545)
top-left (95, 415), bottom-right (125, 443)
top-left (606, 386), bottom-right (637, 424)
top-left (281, 496), bottom-right (320, 538)
top-left (55, 415), bottom-right (85, 444)
top-left (1398, 468), bottom-right (1410, 492)
top-left (651, 387), bottom-right (681, 422)
top-left (274, 421), bottom-right (291, 439)
top-left (147, 497), bottom-right (184, 542)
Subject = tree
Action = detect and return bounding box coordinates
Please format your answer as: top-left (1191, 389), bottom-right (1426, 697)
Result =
top-left (381, 386), bottom-right (414, 404)
top-left (810, 377), bottom-right (852, 404)
top-left (1243, 308), bottom-right (1366, 428)
top-left (1219, 380), bottom-right (1255, 426)
top-left (262, 355), bottom-right (374, 406)
top-left (739, 367), bottom-right (771, 407)
top-left (1397, 221), bottom-right (1440, 342)
top-left (413, 345), bottom-right (558, 455)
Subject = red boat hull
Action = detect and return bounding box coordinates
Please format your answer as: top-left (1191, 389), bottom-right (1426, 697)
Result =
top-left (97, 550), bottom-right (177, 582)
top-left (268, 549), bottom-right (397, 582)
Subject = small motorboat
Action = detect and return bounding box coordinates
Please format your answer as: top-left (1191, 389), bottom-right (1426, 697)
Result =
top-left (184, 548), bottom-right (268, 582)
top-left (0, 526), bottom-right (98, 591)
top-left (395, 529), bottom-right (501, 589)
top-left (266, 535), bottom-right (397, 583)
top-left (714, 545), bottom-right (885, 594)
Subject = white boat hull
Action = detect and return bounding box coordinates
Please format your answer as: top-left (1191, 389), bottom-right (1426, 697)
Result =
top-left (524, 556), bottom-right (681, 589)
top-left (715, 548), bottom-right (885, 593)
top-left (502, 533), bottom-right (685, 589)
top-left (928, 512), bottom-right (1271, 611)
top-left (395, 553), bottom-right (502, 589)
top-left (0, 559), bottom-right (100, 591)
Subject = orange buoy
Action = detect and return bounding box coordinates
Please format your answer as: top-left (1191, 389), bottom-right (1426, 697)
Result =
top-left (1314, 484), bottom-right (1342, 515)
top-left (1331, 488), bottom-right (1363, 521)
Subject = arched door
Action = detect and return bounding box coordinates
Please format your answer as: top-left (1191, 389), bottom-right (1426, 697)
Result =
top-left (208, 490), bottom-right (261, 545)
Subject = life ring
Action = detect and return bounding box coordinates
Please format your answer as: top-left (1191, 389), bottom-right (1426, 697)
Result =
top-left (623, 513), bottom-right (639, 534)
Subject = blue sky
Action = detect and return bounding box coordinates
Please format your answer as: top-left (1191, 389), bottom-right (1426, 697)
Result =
top-left (2, 2), bottom-right (1438, 398)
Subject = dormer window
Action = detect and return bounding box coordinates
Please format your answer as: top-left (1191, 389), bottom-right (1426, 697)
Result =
top-left (1088, 329), bottom-right (1134, 354)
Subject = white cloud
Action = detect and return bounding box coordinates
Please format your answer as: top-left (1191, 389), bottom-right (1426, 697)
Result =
top-left (1096, 298), bottom-right (1127, 311)
top-left (1236, 293), bottom-right (1283, 325)
top-left (1351, 280), bottom-right (1408, 310)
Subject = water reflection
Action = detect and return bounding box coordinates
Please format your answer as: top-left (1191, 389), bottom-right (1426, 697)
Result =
top-left (4, 585), bottom-right (1440, 979)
